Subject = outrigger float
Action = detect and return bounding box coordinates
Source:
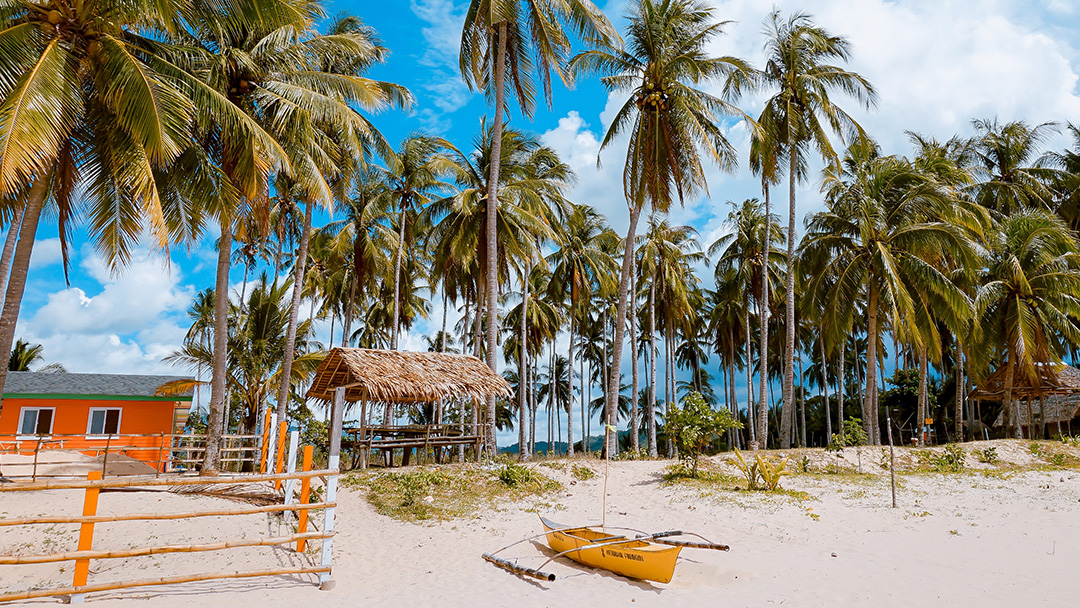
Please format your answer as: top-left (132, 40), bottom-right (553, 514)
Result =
top-left (482, 515), bottom-right (730, 584)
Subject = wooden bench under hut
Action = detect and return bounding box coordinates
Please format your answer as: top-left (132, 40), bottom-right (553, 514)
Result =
top-left (305, 348), bottom-right (512, 469)
top-left (969, 363), bottom-right (1080, 439)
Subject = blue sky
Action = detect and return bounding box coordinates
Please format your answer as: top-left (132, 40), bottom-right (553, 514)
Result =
top-left (12, 0), bottom-right (1080, 440)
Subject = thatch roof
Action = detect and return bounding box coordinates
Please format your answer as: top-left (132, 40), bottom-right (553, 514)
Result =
top-left (968, 363), bottom-right (1080, 400)
top-left (305, 348), bottom-right (512, 404)
top-left (993, 394), bottom-right (1080, 426)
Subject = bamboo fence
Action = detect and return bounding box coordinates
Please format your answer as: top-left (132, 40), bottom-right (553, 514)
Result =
top-left (0, 450), bottom-right (336, 603)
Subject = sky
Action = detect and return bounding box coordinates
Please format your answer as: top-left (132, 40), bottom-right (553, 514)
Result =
top-left (11, 0), bottom-right (1080, 441)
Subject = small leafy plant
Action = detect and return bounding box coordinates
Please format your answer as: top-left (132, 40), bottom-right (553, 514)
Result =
top-left (571, 465), bottom-right (596, 481)
top-left (663, 392), bottom-right (742, 478)
top-left (917, 444), bottom-right (966, 472)
top-left (497, 462), bottom-right (537, 488)
top-left (974, 446), bottom-right (999, 465)
top-left (732, 448), bottom-right (790, 491)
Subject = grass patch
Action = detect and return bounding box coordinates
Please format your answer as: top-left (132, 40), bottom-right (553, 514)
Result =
top-left (342, 464), bottom-right (561, 523)
top-left (571, 465), bottom-right (596, 481)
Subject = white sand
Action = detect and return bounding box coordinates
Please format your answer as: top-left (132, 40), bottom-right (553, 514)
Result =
top-left (2, 440), bottom-right (1079, 607)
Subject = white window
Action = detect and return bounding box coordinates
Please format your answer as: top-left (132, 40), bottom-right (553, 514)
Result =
top-left (87, 408), bottom-right (122, 437)
top-left (18, 408), bottom-right (54, 438)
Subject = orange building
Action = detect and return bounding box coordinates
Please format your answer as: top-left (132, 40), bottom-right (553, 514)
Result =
top-left (0, 372), bottom-right (193, 468)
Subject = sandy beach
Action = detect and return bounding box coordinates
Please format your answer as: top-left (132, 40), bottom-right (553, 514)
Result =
top-left (2, 440), bottom-right (1079, 607)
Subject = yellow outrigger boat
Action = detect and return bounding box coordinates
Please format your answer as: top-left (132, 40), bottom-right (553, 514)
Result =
top-left (539, 516), bottom-right (683, 583)
top-left (482, 515), bottom-right (729, 583)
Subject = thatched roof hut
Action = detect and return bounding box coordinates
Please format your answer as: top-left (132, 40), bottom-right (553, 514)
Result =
top-left (992, 394), bottom-right (1080, 427)
top-left (305, 348), bottom-right (512, 404)
top-left (968, 363), bottom-right (1080, 400)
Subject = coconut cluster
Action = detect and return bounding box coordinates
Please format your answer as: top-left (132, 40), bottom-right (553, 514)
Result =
top-left (637, 81), bottom-right (674, 110)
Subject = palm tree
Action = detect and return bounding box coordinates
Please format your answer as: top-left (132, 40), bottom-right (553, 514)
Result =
top-left (460, 0), bottom-right (616, 456)
top-left (547, 204), bottom-right (618, 456)
top-left (969, 119), bottom-right (1072, 215)
top-left (378, 134), bottom-right (454, 349)
top-left (710, 198), bottom-right (785, 446)
top-left (428, 123), bottom-right (571, 448)
top-left (637, 217), bottom-right (703, 453)
top-left (735, 9), bottom-right (877, 448)
top-left (802, 139), bottom-right (975, 444)
top-left (974, 210), bottom-right (1080, 438)
top-left (0, 0), bottom-right (206, 400)
top-left (8, 339), bottom-right (65, 372)
top-left (569, 0), bottom-right (750, 454)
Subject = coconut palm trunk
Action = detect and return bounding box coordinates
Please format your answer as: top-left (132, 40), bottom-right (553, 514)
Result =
top-left (482, 23), bottom-right (508, 457)
top-left (519, 263), bottom-right (529, 459)
top-left (605, 204), bottom-right (643, 457)
top-left (917, 346), bottom-right (928, 446)
top-left (864, 283), bottom-right (880, 444)
top-left (630, 258), bottom-right (640, 452)
top-left (0, 207), bottom-right (24, 305)
top-left (566, 313), bottom-right (575, 456)
top-left (745, 310), bottom-right (755, 445)
top-left (781, 152), bottom-right (797, 449)
top-left (203, 218), bottom-right (233, 473)
top-left (757, 187), bottom-right (771, 449)
top-left (0, 181), bottom-right (48, 399)
top-left (1004, 353), bottom-right (1020, 439)
top-left (390, 200), bottom-right (407, 350)
top-left (648, 269), bottom-right (658, 455)
top-left (276, 200), bottom-right (313, 425)
top-left (838, 341), bottom-right (845, 430)
top-left (821, 334), bottom-right (832, 442)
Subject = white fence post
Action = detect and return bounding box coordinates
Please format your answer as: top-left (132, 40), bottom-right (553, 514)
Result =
top-left (283, 430), bottom-right (300, 510)
top-left (320, 386), bottom-right (345, 590)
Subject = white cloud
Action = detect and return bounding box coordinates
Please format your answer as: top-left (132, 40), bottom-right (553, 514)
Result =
top-left (18, 247), bottom-right (195, 374)
top-left (29, 238), bottom-right (62, 270)
top-left (409, 0), bottom-right (474, 128)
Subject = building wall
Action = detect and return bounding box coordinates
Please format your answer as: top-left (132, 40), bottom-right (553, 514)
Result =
top-left (0, 396), bottom-right (189, 467)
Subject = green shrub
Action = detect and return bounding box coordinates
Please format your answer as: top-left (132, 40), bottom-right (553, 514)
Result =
top-left (497, 462), bottom-right (537, 488)
top-left (571, 465), bottom-right (596, 481)
top-left (663, 392), bottom-right (742, 478)
top-left (974, 447), bottom-right (999, 464)
top-left (918, 444), bottom-right (966, 472)
top-left (827, 418), bottom-right (868, 452)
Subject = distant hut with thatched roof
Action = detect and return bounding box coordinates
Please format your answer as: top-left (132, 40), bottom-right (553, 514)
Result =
top-left (969, 363), bottom-right (1080, 439)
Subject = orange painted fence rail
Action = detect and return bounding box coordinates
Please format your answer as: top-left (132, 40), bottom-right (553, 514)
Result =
top-left (0, 460), bottom-right (339, 604)
top-left (0, 433), bottom-right (262, 479)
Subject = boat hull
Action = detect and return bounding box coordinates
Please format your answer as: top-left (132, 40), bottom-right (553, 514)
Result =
top-left (540, 516), bottom-right (682, 584)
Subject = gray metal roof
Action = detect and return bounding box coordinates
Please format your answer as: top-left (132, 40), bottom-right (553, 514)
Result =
top-left (3, 372), bottom-right (194, 399)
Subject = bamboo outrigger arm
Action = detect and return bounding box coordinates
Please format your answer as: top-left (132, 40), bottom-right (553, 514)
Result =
top-left (651, 531), bottom-right (730, 552)
top-left (481, 553), bottom-right (556, 582)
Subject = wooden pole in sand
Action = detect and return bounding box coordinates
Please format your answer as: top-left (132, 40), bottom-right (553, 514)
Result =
top-left (71, 470), bottom-right (102, 604)
top-left (320, 386), bottom-right (345, 590)
top-left (886, 408), bottom-right (897, 509)
top-left (264, 413), bottom-right (278, 474)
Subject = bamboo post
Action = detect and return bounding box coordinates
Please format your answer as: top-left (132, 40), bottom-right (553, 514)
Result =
top-left (32, 437), bottom-right (41, 482)
top-left (264, 413), bottom-right (277, 478)
top-left (297, 445), bottom-right (314, 552)
top-left (358, 401), bottom-right (367, 470)
top-left (320, 387), bottom-right (345, 591)
top-left (274, 420), bottom-right (287, 491)
top-left (71, 470), bottom-right (102, 604)
top-left (101, 434), bottom-right (112, 479)
top-left (259, 406), bottom-right (271, 473)
top-left (156, 432), bottom-right (165, 476)
top-left (283, 430), bottom-right (300, 507)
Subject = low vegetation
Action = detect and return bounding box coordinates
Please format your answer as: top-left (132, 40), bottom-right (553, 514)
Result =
top-left (342, 464), bottom-right (560, 522)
